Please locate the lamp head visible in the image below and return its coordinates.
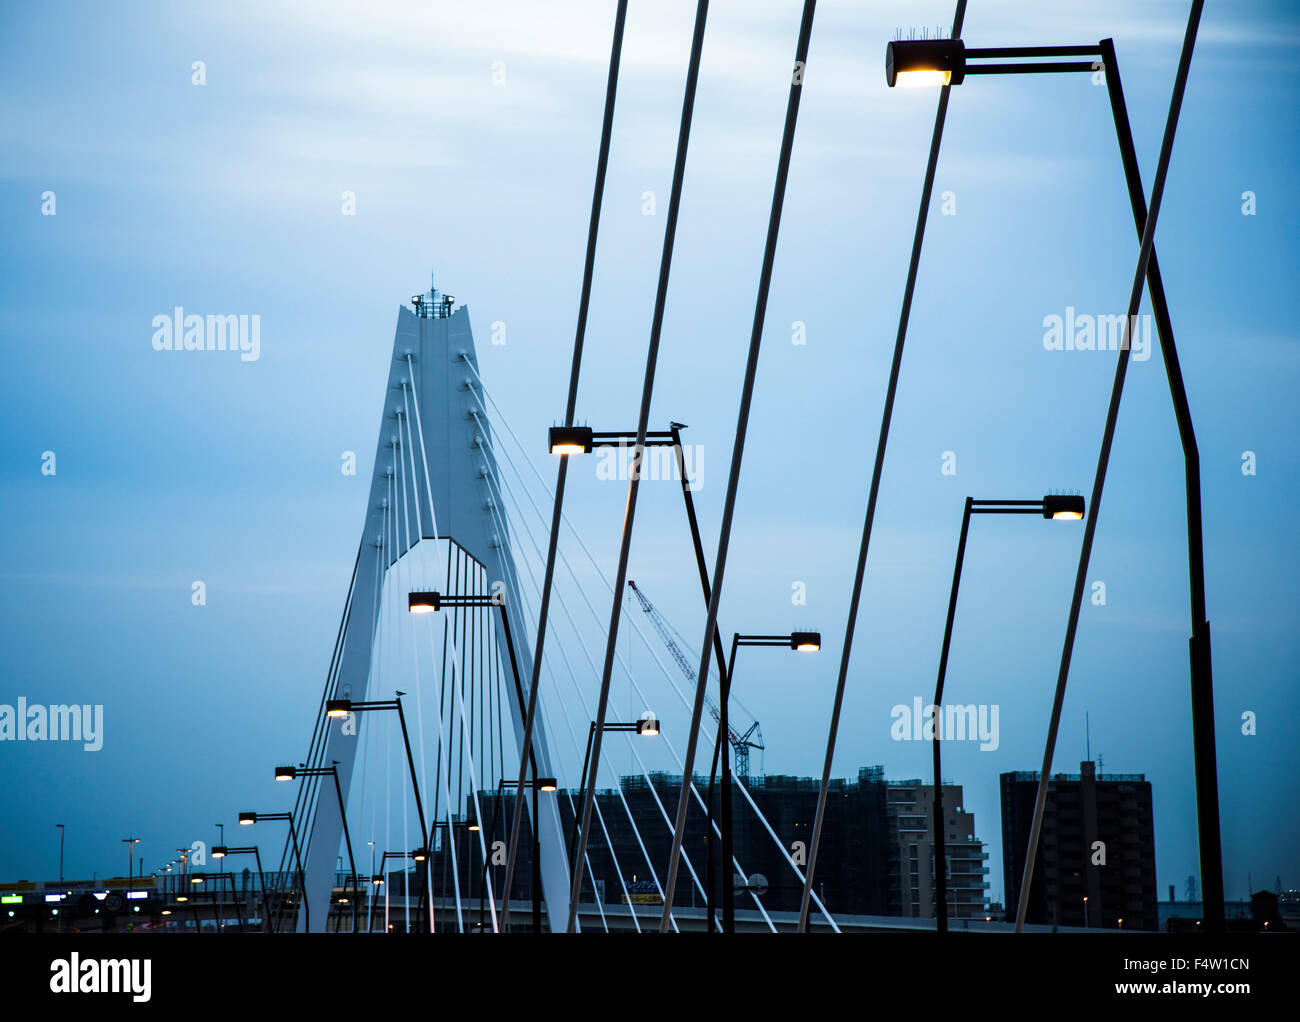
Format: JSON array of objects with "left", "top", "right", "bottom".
[
  {"left": 537, "top": 777, "right": 558, "bottom": 792},
  {"left": 238, "top": 812, "right": 256, "bottom": 826},
  {"left": 636, "top": 717, "right": 660, "bottom": 737},
  {"left": 371, "top": 874, "right": 385, "bottom": 887},
  {"left": 411, "top": 848, "right": 429, "bottom": 862},
  {"left": 548, "top": 425, "right": 594, "bottom": 456},
  {"left": 274, "top": 765, "right": 297, "bottom": 782},
  {"left": 790, "top": 631, "right": 822, "bottom": 652},
  {"left": 1043, "top": 495, "right": 1085, "bottom": 521},
  {"left": 211, "top": 846, "right": 228, "bottom": 859},
  {"left": 325, "top": 699, "right": 352, "bottom": 718},
  {"left": 885, "top": 38, "right": 966, "bottom": 88},
  {"left": 408, "top": 591, "right": 441, "bottom": 614}
]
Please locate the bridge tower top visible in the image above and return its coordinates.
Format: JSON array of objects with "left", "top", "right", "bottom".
[{"left": 411, "top": 271, "right": 457, "bottom": 319}]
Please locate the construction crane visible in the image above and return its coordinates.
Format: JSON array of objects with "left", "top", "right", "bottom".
[{"left": 627, "top": 580, "right": 765, "bottom": 777}]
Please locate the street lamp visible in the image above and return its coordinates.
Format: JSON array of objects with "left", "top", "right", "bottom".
[
  {"left": 274, "top": 761, "right": 361, "bottom": 934},
  {"left": 188, "top": 871, "right": 245, "bottom": 933},
  {"left": 324, "top": 693, "right": 430, "bottom": 931},
  {"left": 372, "top": 850, "right": 427, "bottom": 934},
  {"left": 237, "top": 810, "right": 309, "bottom": 932},
  {"left": 408, "top": 589, "right": 542, "bottom": 933},
  {"left": 121, "top": 837, "right": 139, "bottom": 882},
  {"left": 930, "top": 496, "right": 1083, "bottom": 933},
  {"left": 880, "top": 24, "right": 1222, "bottom": 936},
  {"left": 430, "top": 818, "right": 484, "bottom": 922},
  {"left": 570, "top": 717, "right": 661, "bottom": 874},
  {"left": 482, "top": 778, "right": 555, "bottom": 934},
  {"left": 530, "top": 424, "right": 718, "bottom": 933},
  {"left": 210, "top": 845, "right": 272, "bottom": 933},
  {"left": 407, "top": 592, "right": 440, "bottom": 613},
  {"left": 711, "top": 632, "right": 819, "bottom": 934},
  {"left": 885, "top": 38, "right": 967, "bottom": 87},
  {"left": 797, "top": 8, "right": 1210, "bottom": 933}
]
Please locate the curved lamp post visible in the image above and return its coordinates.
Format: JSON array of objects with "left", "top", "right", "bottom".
[
  {"left": 930, "top": 496, "right": 1082, "bottom": 931},
  {"left": 237, "top": 810, "right": 308, "bottom": 933},
  {"left": 879, "top": 22, "right": 1220, "bottom": 935}
]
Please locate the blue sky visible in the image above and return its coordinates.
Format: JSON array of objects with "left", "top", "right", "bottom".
[{"left": 1, "top": 0, "right": 1297, "bottom": 909}]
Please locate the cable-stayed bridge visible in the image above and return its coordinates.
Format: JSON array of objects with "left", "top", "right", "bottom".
[{"left": 281, "top": 282, "right": 833, "bottom": 933}]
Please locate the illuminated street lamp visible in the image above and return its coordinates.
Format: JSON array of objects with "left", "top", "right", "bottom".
[
  {"left": 407, "top": 592, "right": 440, "bottom": 613},
  {"left": 210, "top": 845, "right": 272, "bottom": 933},
  {"left": 121, "top": 837, "right": 140, "bottom": 882},
  {"left": 885, "top": 38, "right": 966, "bottom": 87},
  {"left": 374, "top": 850, "right": 424, "bottom": 934},
  {"left": 325, "top": 700, "right": 351, "bottom": 719},
  {"left": 481, "top": 778, "right": 556, "bottom": 934},
  {"left": 570, "top": 717, "right": 661, "bottom": 871},
  {"left": 527, "top": 423, "right": 709, "bottom": 933},
  {"left": 237, "top": 810, "right": 309, "bottom": 932},
  {"left": 274, "top": 761, "right": 361, "bottom": 933},
  {"left": 408, "top": 589, "right": 545, "bottom": 932},
  {"left": 931, "top": 496, "right": 1083, "bottom": 932},
  {"left": 324, "top": 694, "right": 429, "bottom": 931},
  {"left": 711, "top": 632, "right": 819, "bottom": 934},
  {"left": 879, "top": 25, "right": 1223, "bottom": 935},
  {"left": 547, "top": 426, "right": 595, "bottom": 455}
]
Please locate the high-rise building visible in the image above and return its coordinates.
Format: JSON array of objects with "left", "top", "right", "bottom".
[
  {"left": 1001, "top": 761, "right": 1158, "bottom": 930},
  {"left": 885, "top": 780, "right": 989, "bottom": 919}
]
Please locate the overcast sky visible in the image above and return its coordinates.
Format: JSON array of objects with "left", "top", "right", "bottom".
[{"left": 1, "top": 0, "right": 1297, "bottom": 909}]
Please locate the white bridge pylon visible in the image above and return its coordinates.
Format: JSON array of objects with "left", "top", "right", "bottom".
[{"left": 299, "top": 300, "right": 572, "bottom": 931}]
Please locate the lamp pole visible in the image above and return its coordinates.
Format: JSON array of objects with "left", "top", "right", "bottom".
[
  {"left": 487, "top": 778, "right": 553, "bottom": 932},
  {"left": 237, "top": 811, "right": 308, "bottom": 932},
  {"left": 930, "top": 496, "right": 1083, "bottom": 931},
  {"left": 276, "top": 762, "right": 360, "bottom": 934},
  {"left": 409, "top": 590, "right": 529, "bottom": 932},
  {"left": 570, "top": 718, "right": 660, "bottom": 871},
  {"left": 211, "top": 846, "right": 271, "bottom": 933},
  {"left": 325, "top": 694, "right": 430, "bottom": 930},
  {"left": 712, "top": 632, "right": 819, "bottom": 933},
  {"left": 879, "top": 12, "right": 1214, "bottom": 934},
  {"left": 803, "top": 6, "right": 1215, "bottom": 933},
  {"left": 56, "top": 824, "right": 64, "bottom": 883},
  {"left": 121, "top": 837, "right": 139, "bottom": 882},
  {"left": 546, "top": 423, "right": 729, "bottom": 927}
]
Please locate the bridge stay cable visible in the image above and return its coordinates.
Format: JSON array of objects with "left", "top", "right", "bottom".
[
  {"left": 467, "top": 374, "right": 834, "bottom": 928},
  {"left": 475, "top": 415, "right": 774, "bottom": 930}
]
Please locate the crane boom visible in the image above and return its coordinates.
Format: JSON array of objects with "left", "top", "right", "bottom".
[{"left": 627, "top": 580, "right": 764, "bottom": 775}]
